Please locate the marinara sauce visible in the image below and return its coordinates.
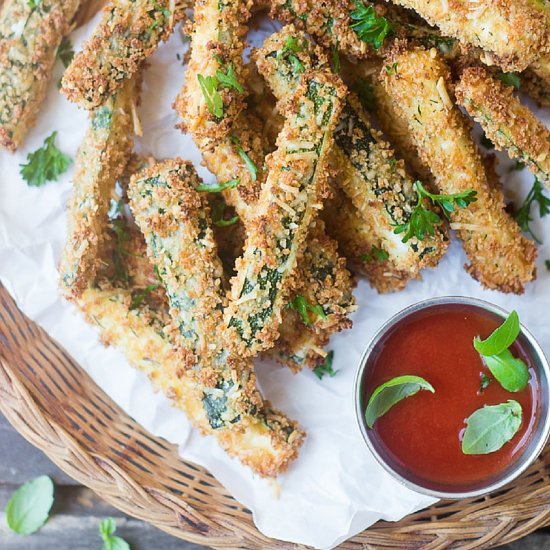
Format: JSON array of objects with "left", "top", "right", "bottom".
[{"left": 364, "top": 304, "right": 539, "bottom": 491}]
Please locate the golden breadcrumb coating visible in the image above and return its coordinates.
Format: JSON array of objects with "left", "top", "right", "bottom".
[
  {"left": 0, "top": 0, "right": 81, "bottom": 151},
  {"left": 224, "top": 72, "right": 345, "bottom": 356},
  {"left": 78, "top": 284, "right": 304, "bottom": 477},
  {"left": 381, "top": 46, "right": 537, "bottom": 293},
  {"left": 387, "top": 0, "right": 549, "bottom": 72},
  {"left": 58, "top": 74, "right": 141, "bottom": 300},
  {"left": 61, "top": 0, "right": 186, "bottom": 110},
  {"left": 174, "top": 0, "right": 251, "bottom": 149},
  {"left": 456, "top": 66, "right": 550, "bottom": 188},
  {"left": 255, "top": 25, "right": 448, "bottom": 288}
]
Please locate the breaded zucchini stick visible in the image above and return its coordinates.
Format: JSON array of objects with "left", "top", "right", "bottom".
[
  {"left": 224, "top": 72, "right": 345, "bottom": 356},
  {"left": 254, "top": 26, "right": 448, "bottom": 287},
  {"left": 382, "top": 47, "right": 536, "bottom": 293},
  {"left": 456, "top": 66, "right": 550, "bottom": 188},
  {"left": 174, "top": 0, "right": 250, "bottom": 149},
  {"left": 386, "top": 0, "right": 548, "bottom": 72},
  {"left": 128, "top": 158, "right": 306, "bottom": 467},
  {"left": 0, "top": 0, "right": 81, "bottom": 151},
  {"left": 58, "top": 75, "right": 141, "bottom": 300},
  {"left": 61, "top": 0, "right": 186, "bottom": 110},
  {"left": 78, "top": 284, "right": 304, "bottom": 476}
]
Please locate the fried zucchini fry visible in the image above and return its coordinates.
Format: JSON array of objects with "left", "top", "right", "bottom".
[
  {"left": 128, "top": 159, "right": 306, "bottom": 467},
  {"left": 382, "top": 46, "right": 537, "bottom": 293},
  {"left": 456, "top": 66, "right": 550, "bottom": 188},
  {"left": 224, "top": 72, "right": 345, "bottom": 356},
  {"left": 0, "top": 0, "right": 81, "bottom": 151},
  {"left": 78, "top": 284, "right": 304, "bottom": 477},
  {"left": 174, "top": 0, "right": 250, "bottom": 148},
  {"left": 386, "top": 0, "right": 548, "bottom": 72},
  {"left": 58, "top": 74, "right": 141, "bottom": 300},
  {"left": 254, "top": 26, "right": 448, "bottom": 288},
  {"left": 61, "top": 0, "right": 186, "bottom": 110}
]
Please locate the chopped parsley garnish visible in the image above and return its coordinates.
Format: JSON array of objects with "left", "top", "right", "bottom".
[
  {"left": 351, "top": 77, "right": 375, "bottom": 111},
  {"left": 212, "top": 202, "right": 238, "bottom": 227},
  {"left": 216, "top": 63, "right": 244, "bottom": 93},
  {"left": 20, "top": 131, "right": 71, "bottom": 187},
  {"left": 514, "top": 178, "right": 550, "bottom": 243},
  {"left": 57, "top": 38, "right": 74, "bottom": 68},
  {"left": 197, "top": 74, "right": 223, "bottom": 118},
  {"left": 510, "top": 160, "right": 525, "bottom": 172},
  {"left": 361, "top": 245, "right": 389, "bottom": 263},
  {"left": 480, "top": 134, "right": 495, "bottom": 149},
  {"left": 130, "top": 284, "right": 160, "bottom": 310},
  {"left": 288, "top": 294, "right": 327, "bottom": 326},
  {"left": 479, "top": 373, "right": 492, "bottom": 393},
  {"left": 196, "top": 178, "right": 239, "bottom": 193},
  {"left": 385, "top": 62, "right": 398, "bottom": 75},
  {"left": 350, "top": 2, "right": 392, "bottom": 50},
  {"left": 230, "top": 136, "right": 257, "bottom": 181},
  {"left": 394, "top": 181, "right": 477, "bottom": 242},
  {"left": 496, "top": 72, "right": 521, "bottom": 90},
  {"left": 277, "top": 35, "right": 304, "bottom": 75},
  {"left": 27, "top": 0, "right": 40, "bottom": 9},
  {"left": 313, "top": 350, "right": 338, "bottom": 380}
]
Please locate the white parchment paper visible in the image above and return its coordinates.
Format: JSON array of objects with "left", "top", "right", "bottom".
[{"left": 1, "top": 14, "right": 549, "bottom": 550}]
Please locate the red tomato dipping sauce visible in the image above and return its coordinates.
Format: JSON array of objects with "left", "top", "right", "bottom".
[{"left": 363, "top": 304, "right": 540, "bottom": 493}]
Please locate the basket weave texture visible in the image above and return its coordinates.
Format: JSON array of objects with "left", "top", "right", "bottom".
[{"left": 1, "top": 284, "right": 550, "bottom": 549}]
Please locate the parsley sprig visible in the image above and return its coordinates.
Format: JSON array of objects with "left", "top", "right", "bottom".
[
  {"left": 289, "top": 294, "right": 327, "bottom": 326},
  {"left": 100, "top": 518, "right": 131, "bottom": 550},
  {"left": 350, "top": 2, "right": 392, "bottom": 50},
  {"left": 514, "top": 178, "right": 550, "bottom": 243},
  {"left": 277, "top": 36, "right": 304, "bottom": 75},
  {"left": 197, "top": 74, "right": 223, "bottom": 118},
  {"left": 212, "top": 202, "right": 238, "bottom": 227},
  {"left": 230, "top": 136, "right": 257, "bottom": 181},
  {"left": 394, "top": 181, "right": 477, "bottom": 242},
  {"left": 19, "top": 131, "right": 71, "bottom": 187},
  {"left": 313, "top": 351, "right": 338, "bottom": 380},
  {"left": 216, "top": 63, "right": 243, "bottom": 93},
  {"left": 496, "top": 72, "right": 521, "bottom": 90},
  {"left": 196, "top": 178, "right": 239, "bottom": 193},
  {"left": 361, "top": 245, "right": 388, "bottom": 263}
]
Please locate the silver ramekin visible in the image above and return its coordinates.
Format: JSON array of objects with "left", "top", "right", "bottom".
[{"left": 354, "top": 296, "right": 550, "bottom": 499}]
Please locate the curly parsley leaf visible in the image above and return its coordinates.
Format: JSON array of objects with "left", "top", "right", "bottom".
[
  {"left": 212, "top": 202, "right": 239, "bottom": 227},
  {"left": 5, "top": 476, "right": 54, "bottom": 535},
  {"left": 20, "top": 131, "right": 71, "bottom": 187},
  {"left": 350, "top": 2, "right": 392, "bottom": 50},
  {"left": 514, "top": 178, "right": 550, "bottom": 243},
  {"left": 361, "top": 245, "right": 389, "bottom": 263},
  {"left": 313, "top": 350, "right": 337, "bottom": 380},
  {"left": 57, "top": 37, "right": 75, "bottom": 68},
  {"left": 288, "top": 294, "right": 327, "bottom": 326},
  {"left": 100, "top": 518, "right": 131, "bottom": 550},
  {"left": 496, "top": 72, "right": 521, "bottom": 90},
  {"left": 394, "top": 181, "right": 477, "bottom": 243},
  {"left": 196, "top": 178, "right": 239, "bottom": 193},
  {"left": 216, "top": 63, "right": 244, "bottom": 93},
  {"left": 197, "top": 74, "right": 223, "bottom": 118},
  {"left": 230, "top": 136, "right": 257, "bottom": 181}
]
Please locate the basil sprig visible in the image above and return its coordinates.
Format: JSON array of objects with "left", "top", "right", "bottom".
[
  {"left": 473, "top": 311, "right": 529, "bottom": 392},
  {"left": 365, "top": 375, "right": 434, "bottom": 428},
  {"left": 462, "top": 400, "right": 522, "bottom": 455}
]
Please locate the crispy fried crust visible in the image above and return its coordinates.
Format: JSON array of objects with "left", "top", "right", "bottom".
[
  {"left": 78, "top": 284, "right": 304, "bottom": 477},
  {"left": 521, "top": 67, "right": 550, "bottom": 109},
  {"left": 61, "top": 0, "right": 186, "bottom": 110},
  {"left": 174, "top": 0, "right": 251, "bottom": 148},
  {"left": 456, "top": 66, "right": 550, "bottom": 187},
  {"left": 224, "top": 72, "right": 345, "bottom": 356},
  {"left": 58, "top": 74, "right": 141, "bottom": 300},
  {"left": 381, "top": 46, "right": 536, "bottom": 293},
  {"left": 0, "top": 0, "right": 81, "bottom": 151},
  {"left": 255, "top": 25, "right": 448, "bottom": 287},
  {"left": 387, "top": 0, "right": 549, "bottom": 72}
]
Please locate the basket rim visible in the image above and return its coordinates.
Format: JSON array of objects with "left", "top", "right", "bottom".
[{"left": 1, "top": 284, "right": 550, "bottom": 549}]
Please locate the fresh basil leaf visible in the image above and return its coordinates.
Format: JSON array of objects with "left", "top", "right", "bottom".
[
  {"left": 5, "top": 475, "right": 54, "bottom": 535},
  {"left": 483, "top": 349, "right": 529, "bottom": 392},
  {"left": 462, "top": 400, "right": 522, "bottom": 455},
  {"left": 365, "top": 375, "right": 434, "bottom": 428},
  {"left": 473, "top": 310, "right": 520, "bottom": 356},
  {"left": 100, "top": 518, "right": 131, "bottom": 550}
]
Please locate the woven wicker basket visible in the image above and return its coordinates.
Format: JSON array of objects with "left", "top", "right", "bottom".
[{"left": 1, "top": 3, "right": 549, "bottom": 548}]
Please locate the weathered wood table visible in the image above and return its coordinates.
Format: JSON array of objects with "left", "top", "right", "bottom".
[{"left": 1, "top": 412, "right": 548, "bottom": 549}]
